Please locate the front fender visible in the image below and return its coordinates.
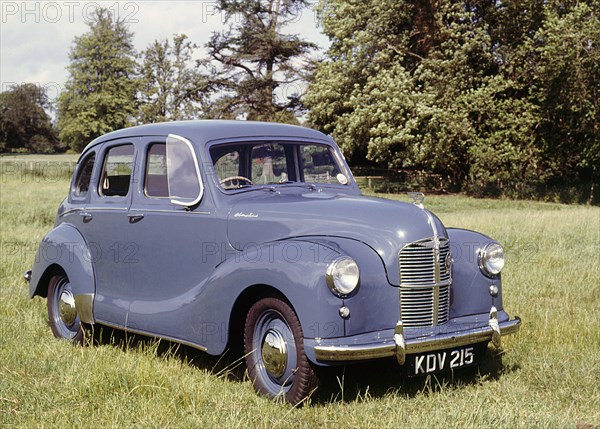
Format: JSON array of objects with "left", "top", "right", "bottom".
[
  {"left": 307, "top": 237, "right": 400, "bottom": 337},
  {"left": 29, "top": 223, "right": 95, "bottom": 323},
  {"left": 188, "top": 240, "right": 346, "bottom": 355},
  {"left": 447, "top": 228, "right": 503, "bottom": 318}
]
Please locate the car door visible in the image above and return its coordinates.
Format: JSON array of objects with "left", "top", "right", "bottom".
[
  {"left": 124, "top": 135, "right": 219, "bottom": 341},
  {"left": 80, "top": 140, "right": 137, "bottom": 326},
  {"left": 63, "top": 149, "right": 98, "bottom": 234}
]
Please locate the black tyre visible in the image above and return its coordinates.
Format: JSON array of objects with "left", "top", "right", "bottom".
[
  {"left": 244, "top": 297, "right": 319, "bottom": 404},
  {"left": 47, "top": 274, "right": 84, "bottom": 344}
]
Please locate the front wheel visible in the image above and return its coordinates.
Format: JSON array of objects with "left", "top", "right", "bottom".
[
  {"left": 47, "top": 274, "right": 84, "bottom": 344},
  {"left": 244, "top": 297, "right": 318, "bottom": 404}
]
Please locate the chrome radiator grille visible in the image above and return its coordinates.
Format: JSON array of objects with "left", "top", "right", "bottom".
[{"left": 399, "top": 238, "right": 452, "bottom": 327}]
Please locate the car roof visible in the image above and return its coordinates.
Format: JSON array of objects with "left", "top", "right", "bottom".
[{"left": 82, "top": 120, "right": 331, "bottom": 153}]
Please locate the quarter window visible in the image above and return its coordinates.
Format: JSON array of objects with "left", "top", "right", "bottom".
[
  {"left": 72, "top": 152, "right": 95, "bottom": 198},
  {"left": 99, "top": 144, "right": 135, "bottom": 197}
]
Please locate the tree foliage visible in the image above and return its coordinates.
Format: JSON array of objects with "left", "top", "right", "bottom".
[
  {"left": 0, "top": 83, "right": 59, "bottom": 153},
  {"left": 138, "top": 34, "right": 205, "bottom": 123},
  {"left": 200, "top": 0, "right": 316, "bottom": 122},
  {"left": 530, "top": 2, "right": 599, "bottom": 182},
  {"left": 306, "top": 0, "right": 599, "bottom": 200},
  {"left": 57, "top": 8, "right": 138, "bottom": 152},
  {"left": 8, "top": 0, "right": 595, "bottom": 203}
]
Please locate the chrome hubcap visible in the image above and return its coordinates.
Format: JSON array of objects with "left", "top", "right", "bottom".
[
  {"left": 58, "top": 289, "right": 77, "bottom": 327},
  {"left": 261, "top": 328, "right": 287, "bottom": 379}
]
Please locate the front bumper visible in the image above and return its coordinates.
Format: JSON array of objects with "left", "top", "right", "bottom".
[{"left": 312, "top": 306, "right": 521, "bottom": 364}]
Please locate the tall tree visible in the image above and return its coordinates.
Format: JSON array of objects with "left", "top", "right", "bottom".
[
  {"left": 138, "top": 34, "right": 204, "bottom": 123},
  {"left": 57, "top": 8, "right": 138, "bottom": 152},
  {"left": 306, "top": 1, "right": 542, "bottom": 194},
  {"left": 200, "top": 0, "right": 316, "bottom": 122},
  {"left": 530, "top": 2, "right": 600, "bottom": 201},
  {"left": 0, "top": 83, "right": 59, "bottom": 153}
]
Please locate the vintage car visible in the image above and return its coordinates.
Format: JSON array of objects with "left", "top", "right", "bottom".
[{"left": 26, "top": 120, "right": 520, "bottom": 404}]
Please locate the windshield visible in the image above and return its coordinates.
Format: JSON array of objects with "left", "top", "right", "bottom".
[{"left": 210, "top": 142, "right": 351, "bottom": 190}]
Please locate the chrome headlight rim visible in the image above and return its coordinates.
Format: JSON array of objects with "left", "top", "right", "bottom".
[
  {"left": 478, "top": 242, "right": 505, "bottom": 277},
  {"left": 326, "top": 256, "right": 360, "bottom": 298}
]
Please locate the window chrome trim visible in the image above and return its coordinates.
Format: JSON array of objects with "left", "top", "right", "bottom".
[{"left": 167, "top": 134, "right": 204, "bottom": 207}]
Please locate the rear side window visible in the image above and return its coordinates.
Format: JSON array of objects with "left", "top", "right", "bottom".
[
  {"left": 99, "top": 144, "right": 135, "bottom": 197},
  {"left": 72, "top": 152, "right": 96, "bottom": 198},
  {"left": 145, "top": 143, "right": 168, "bottom": 197}
]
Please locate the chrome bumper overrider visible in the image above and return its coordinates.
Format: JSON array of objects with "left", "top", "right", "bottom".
[{"left": 314, "top": 306, "right": 521, "bottom": 364}]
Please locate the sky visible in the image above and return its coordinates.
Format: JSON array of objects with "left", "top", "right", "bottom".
[{"left": 0, "top": 0, "right": 330, "bottom": 104}]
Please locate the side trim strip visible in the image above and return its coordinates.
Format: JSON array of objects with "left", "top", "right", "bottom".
[
  {"left": 128, "top": 208, "right": 211, "bottom": 215},
  {"left": 95, "top": 319, "right": 209, "bottom": 353},
  {"left": 59, "top": 208, "right": 85, "bottom": 217}
]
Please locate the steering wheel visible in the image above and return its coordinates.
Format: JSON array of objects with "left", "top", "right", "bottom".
[{"left": 220, "top": 175, "right": 254, "bottom": 188}]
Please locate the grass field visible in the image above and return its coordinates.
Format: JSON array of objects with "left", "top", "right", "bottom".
[{"left": 1, "top": 160, "right": 599, "bottom": 428}]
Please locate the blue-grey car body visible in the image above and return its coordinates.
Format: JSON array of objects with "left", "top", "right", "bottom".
[
  {"left": 28, "top": 120, "right": 520, "bottom": 368},
  {"left": 29, "top": 223, "right": 95, "bottom": 300}
]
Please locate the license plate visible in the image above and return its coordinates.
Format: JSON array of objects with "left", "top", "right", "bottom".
[{"left": 407, "top": 344, "right": 485, "bottom": 376}]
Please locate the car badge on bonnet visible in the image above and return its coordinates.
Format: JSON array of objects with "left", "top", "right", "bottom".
[{"left": 407, "top": 192, "right": 425, "bottom": 209}]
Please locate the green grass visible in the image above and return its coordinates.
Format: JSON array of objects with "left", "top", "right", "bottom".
[
  {"left": 1, "top": 163, "right": 599, "bottom": 428},
  {"left": 0, "top": 154, "right": 78, "bottom": 184}
]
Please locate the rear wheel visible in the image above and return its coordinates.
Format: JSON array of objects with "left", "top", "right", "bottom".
[
  {"left": 47, "top": 274, "right": 84, "bottom": 344},
  {"left": 244, "top": 297, "right": 318, "bottom": 404}
]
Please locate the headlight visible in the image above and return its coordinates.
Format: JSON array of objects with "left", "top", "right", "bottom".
[
  {"left": 479, "top": 242, "right": 505, "bottom": 277},
  {"left": 326, "top": 257, "right": 360, "bottom": 297}
]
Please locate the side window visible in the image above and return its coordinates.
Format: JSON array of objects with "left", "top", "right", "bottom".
[
  {"left": 99, "top": 144, "right": 135, "bottom": 197},
  {"left": 72, "top": 152, "right": 96, "bottom": 198},
  {"left": 251, "top": 143, "right": 288, "bottom": 184},
  {"left": 144, "top": 143, "right": 168, "bottom": 198}
]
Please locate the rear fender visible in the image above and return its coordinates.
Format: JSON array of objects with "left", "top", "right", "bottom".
[{"left": 29, "top": 223, "right": 95, "bottom": 323}]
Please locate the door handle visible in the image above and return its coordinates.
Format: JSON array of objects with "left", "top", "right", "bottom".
[
  {"left": 128, "top": 213, "right": 145, "bottom": 223},
  {"left": 79, "top": 212, "right": 93, "bottom": 222}
]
